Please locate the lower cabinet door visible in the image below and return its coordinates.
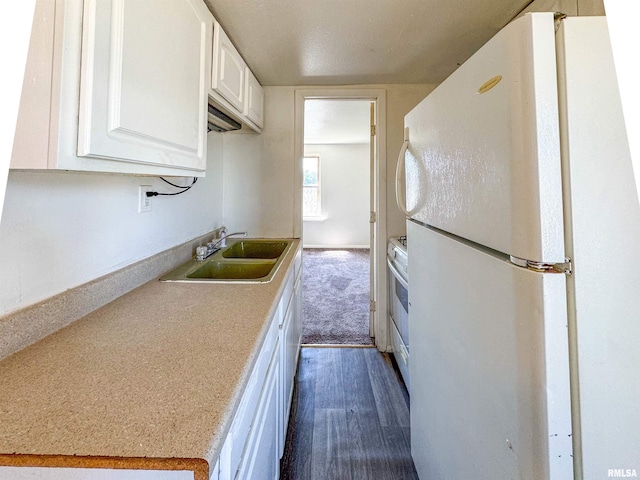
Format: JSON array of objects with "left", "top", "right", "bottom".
[
  {"left": 236, "top": 343, "right": 280, "bottom": 480},
  {"left": 279, "top": 301, "right": 294, "bottom": 457},
  {"left": 293, "top": 275, "right": 303, "bottom": 363}
]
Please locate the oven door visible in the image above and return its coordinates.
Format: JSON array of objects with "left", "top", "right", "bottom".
[{"left": 387, "top": 256, "right": 410, "bottom": 389}]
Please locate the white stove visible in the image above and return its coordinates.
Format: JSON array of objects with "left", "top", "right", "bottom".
[
  {"left": 387, "top": 236, "right": 410, "bottom": 390},
  {"left": 388, "top": 236, "right": 408, "bottom": 281}
]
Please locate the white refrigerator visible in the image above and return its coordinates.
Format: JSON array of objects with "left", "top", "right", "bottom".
[{"left": 402, "top": 13, "right": 640, "bottom": 480}]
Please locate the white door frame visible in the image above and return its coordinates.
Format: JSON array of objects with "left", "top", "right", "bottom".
[{"left": 294, "top": 88, "right": 389, "bottom": 351}]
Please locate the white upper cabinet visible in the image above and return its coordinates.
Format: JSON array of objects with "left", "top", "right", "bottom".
[
  {"left": 11, "top": 0, "right": 212, "bottom": 176},
  {"left": 244, "top": 69, "right": 264, "bottom": 128},
  {"left": 78, "top": 0, "right": 211, "bottom": 173},
  {"left": 212, "top": 21, "right": 246, "bottom": 112},
  {"left": 209, "top": 19, "right": 264, "bottom": 133}
]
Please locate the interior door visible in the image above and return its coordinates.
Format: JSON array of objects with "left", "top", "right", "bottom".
[
  {"left": 407, "top": 220, "right": 572, "bottom": 480},
  {"left": 369, "top": 101, "right": 376, "bottom": 338}
]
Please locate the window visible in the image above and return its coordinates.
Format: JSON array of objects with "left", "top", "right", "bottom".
[{"left": 303, "top": 155, "right": 321, "bottom": 217}]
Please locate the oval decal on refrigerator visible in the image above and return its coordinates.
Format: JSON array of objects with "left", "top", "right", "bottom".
[{"left": 477, "top": 75, "right": 502, "bottom": 94}]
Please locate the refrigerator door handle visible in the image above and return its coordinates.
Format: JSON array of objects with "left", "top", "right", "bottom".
[
  {"left": 395, "top": 127, "right": 413, "bottom": 216},
  {"left": 509, "top": 255, "right": 573, "bottom": 275}
]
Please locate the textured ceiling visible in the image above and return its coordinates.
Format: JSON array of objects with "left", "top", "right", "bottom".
[{"left": 203, "top": 0, "right": 532, "bottom": 86}]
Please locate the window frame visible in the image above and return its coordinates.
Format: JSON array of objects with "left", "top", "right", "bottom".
[{"left": 302, "top": 154, "right": 322, "bottom": 219}]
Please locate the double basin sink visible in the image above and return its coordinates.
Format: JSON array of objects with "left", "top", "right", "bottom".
[{"left": 160, "top": 239, "right": 292, "bottom": 283}]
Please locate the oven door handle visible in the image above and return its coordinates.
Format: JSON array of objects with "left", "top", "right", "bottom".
[{"left": 387, "top": 257, "right": 409, "bottom": 290}]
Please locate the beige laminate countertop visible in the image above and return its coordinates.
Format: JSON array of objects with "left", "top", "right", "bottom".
[{"left": 0, "top": 239, "right": 301, "bottom": 480}]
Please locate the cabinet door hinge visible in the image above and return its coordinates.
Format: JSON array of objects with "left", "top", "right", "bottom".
[
  {"left": 370, "top": 211, "right": 376, "bottom": 223},
  {"left": 370, "top": 300, "right": 376, "bottom": 312},
  {"left": 371, "top": 124, "right": 376, "bottom": 137}
]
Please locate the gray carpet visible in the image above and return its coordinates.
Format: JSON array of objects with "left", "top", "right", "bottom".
[{"left": 302, "top": 249, "right": 373, "bottom": 345}]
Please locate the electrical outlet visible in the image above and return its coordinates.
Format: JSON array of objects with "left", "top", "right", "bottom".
[{"left": 138, "top": 185, "right": 153, "bottom": 213}]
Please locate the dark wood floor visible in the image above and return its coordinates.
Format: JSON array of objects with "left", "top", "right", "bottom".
[{"left": 280, "top": 347, "right": 419, "bottom": 480}]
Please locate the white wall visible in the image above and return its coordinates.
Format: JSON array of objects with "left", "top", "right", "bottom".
[
  {"left": 222, "top": 87, "right": 296, "bottom": 238},
  {"left": 0, "top": 133, "right": 224, "bottom": 316},
  {"left": 303, "top": 144, "right": 370, "bottom": 248},
  {"left": 222, "top": 85, "right": 436, "bottom": 239}
]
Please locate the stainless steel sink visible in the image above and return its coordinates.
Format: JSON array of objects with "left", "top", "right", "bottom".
[{"left": 160, "top": 238, "right": 292, "bottom": 283}]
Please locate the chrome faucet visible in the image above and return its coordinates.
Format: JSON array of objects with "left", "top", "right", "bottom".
[
  {"left": 210, "top": 231, "right": 247, "bottom": 249},
  {"left": 196, "top": 229, "right": 248, "bottom": 261}
]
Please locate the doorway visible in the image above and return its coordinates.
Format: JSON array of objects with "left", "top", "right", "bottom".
[{"left": 293, "top": 89, "right": 388, "bottom": 349}]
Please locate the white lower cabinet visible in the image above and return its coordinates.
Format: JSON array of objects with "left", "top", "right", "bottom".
[
  {"left": 279, "top": 295, "right": 294, "bottom": 458},
  {"left": 236, "top": 343, "right": 280, "bottom": 480},
  {"left": 218, "top": 253, "right": 302, "bottom": 480},
  {"left": 218, "top": 317, "right": 279, "bottom": 480},
  {"left": 278, "top": 249, "right": 303, "bottom": 457},
  {"left": 293, "top": 268, "right": 303, "bottom": 366}
]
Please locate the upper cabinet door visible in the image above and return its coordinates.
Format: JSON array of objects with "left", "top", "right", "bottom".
[
  {"left": 244, "top": 69, "right": 264, "bottom": 128},
  {"left": 77, "top": 0, "right": 211, "bottom": 173},
  {"left": 212, "top": 21, "right": 246, "bottom": 112}
]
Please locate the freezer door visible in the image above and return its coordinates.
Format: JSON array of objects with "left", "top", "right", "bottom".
[
  {"left": 407, "top": 220, "right": 572, "bottom": 480},
  {"left": 404, "top": 13, "right": 564, "bottom": 263}
]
